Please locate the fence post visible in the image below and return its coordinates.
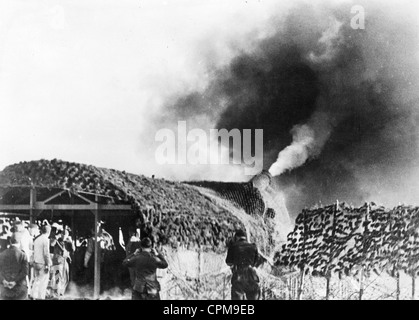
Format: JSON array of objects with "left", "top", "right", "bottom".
[
  {"left": 359, "top": 267, "right": 364, "bottom": 300},
  {"left": 223, "top": 274, "right": 226, "bottom": 300},
  {"left": 359, "top": 202, "right": 369, "bottom": 300},
  {"left": 29, "top": 186, "right": 36, "bottom": 224},
  {"left": 326, "top": 200, "right": 339, "bottom": 300},
  {"left": 93, "top": 195, "right": 101, "bottom": 300},
  {"left": 297, "top": 209, "right": 308, "bottom": 300},
  {"left": 392, "top": 207, "right": 401, "bottom": 300},
  {"left": 197, "top": 249, "right": 202, "bottom": 297},
  {"left": 297, "top": 268, "right": 305, "bottom": 300},
  {"left": 292, "top": 276, "right": 295, "bottom": 300},
  {"left": 410, "top": 225, "right": 417, "bottom": 300}
]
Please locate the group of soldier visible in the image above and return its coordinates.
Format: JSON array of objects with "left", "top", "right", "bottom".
[
  {"left": 122, "top": 228, "right": 264, "bottom": 300},
  {"left": 0, "top": 216, "right": 264, "bottom": 300},
  {"left": 0, "top": 220, "right": 74, "bottom": 300}
]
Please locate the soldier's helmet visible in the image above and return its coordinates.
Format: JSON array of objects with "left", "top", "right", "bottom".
[{"left": 234, "top": 229, "right": 247, "bottom": 240}]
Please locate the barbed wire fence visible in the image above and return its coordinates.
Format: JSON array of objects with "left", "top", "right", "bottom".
[
  {"left": 159, "top": 197, "right": 419, "bottom": 301},
  {"left": 160, "top": 263, "right": 417, "bottom": 300}
]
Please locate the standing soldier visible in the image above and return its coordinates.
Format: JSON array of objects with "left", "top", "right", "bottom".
[
  {"left": 31, "top": 224, "right": 52, "bottom": 300},
  {"left": 12, "top": 221, "right": 33, "bottom": 295},
  {"left": 0, "top": 233, "right": 29, "bottom": 300},
  {"left": 225, "top": 229, "right": 263, "bottom": 300},
  {"left": 27, "top": 223, "right": 39, "bottom": 297},
  {"left": 122, "top": 237, "right": 168, "bottom": 300},
  {"left": 125, "top": 226, "right": 142, "bottom": 286}
]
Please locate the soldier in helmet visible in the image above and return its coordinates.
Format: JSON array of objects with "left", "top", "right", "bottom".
[
  {"left": 225, "top": 229, "right": 263, "bottom": 300},
  {"left": 122, "top": 237, "right": 168, "bottom": 300}
]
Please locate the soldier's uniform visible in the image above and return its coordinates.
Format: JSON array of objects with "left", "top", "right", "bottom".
[
  {"left": 0, "top": 233, "right": 29, "bottom": 300},
  {"left": 226, "top": 231, "right": 262, "bottom": 300},
  {"left": 83, "top": 227, "right": 115, "bottom": 287},
  {"left": 122, "top": 237, "right": 168, "bottom": 300}
]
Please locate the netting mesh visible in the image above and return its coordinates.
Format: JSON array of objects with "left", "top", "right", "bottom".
[
  {"left": 159, "top": 249, "right": 418, "bottom": 300},
  {"left": 259, "top": 271, "right": 417, "bottom": 300}
]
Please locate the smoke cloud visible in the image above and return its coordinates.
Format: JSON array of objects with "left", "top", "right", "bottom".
[
  {"left": 269, "top": 111, "right": 332, "bottom": 176},
  {"left": 151, "top": 0, "right": 419, "bottom": 216}
]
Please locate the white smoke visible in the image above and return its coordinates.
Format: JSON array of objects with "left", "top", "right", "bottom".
[
  {"left": 308, "top": 18, "right": 343, "bottom": 64},
  {"left": 269, "top": 111, "right": 332, "bottom": 177}
]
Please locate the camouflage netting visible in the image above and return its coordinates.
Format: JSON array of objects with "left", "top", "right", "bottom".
[
  {"left": 0, "top": 159, "right": 248, "bottom": 252},
  {"left": 275, "top": 202, "right": 419, "bottom": 277},
  {"left": 187, "top": 180, "right": 292, "bottom": 257},
  {"left": 186, "top": 181, "right": 266, "bottom": 216},
  {"left": 1, "top": 159, "right": 290, "bottom": 300}
]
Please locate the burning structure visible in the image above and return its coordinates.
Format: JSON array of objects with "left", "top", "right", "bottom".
[
  {"left": 250, "top": 170, "right": 272, "bottom": 191},
  {"left": 0, "top": 159, "right": 291, "bottom": 299},
  {"left": 153, "top": 0, "right": 419, "bottom": 217}
]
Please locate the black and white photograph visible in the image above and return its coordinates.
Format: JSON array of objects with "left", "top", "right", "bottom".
[{"left": 1, "top": 0, "right": 419, "bottom": 307}]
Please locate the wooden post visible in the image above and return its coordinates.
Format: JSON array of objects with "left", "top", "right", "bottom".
[
  {"left": 196, "top": 249, "right": 201, "bottom": 296},
  {"left": 70, "top": 194, "right": 75, "bottom": 282},
  {"left": 71, "top": 214, "right": 75, "bottom": 246},
  {"left": 410, "top": 228, "right": 417, "bottom": 300},
  {"left": 390, "top": 207, "right": 401, "bottom": 300},
  {"left": 359, "top": 203, "right": 369, "bottom": 300},
  {"left": 93, "top": 195, "right": 101, "bottom": 299},
  {"left": 29, "top": 187, "right": 36, "bottom": 224},
  {"left": 387, "top": 207, "right": 396, "bottom": 300},
  {"left": 223, "top": 274, "right": 226, "bottom": 300},
  {"left": 325, "top": 276, "right": 331, "bottom": 300},
  {"left": 396, "top": 271, "right": 400, "bottom": 300},
  {"left": 297, "top": 209, "right": 307, "bottom": 300},
  {"left": 326, "top": 200, "right": 339, "bottom": 300},
  {"left": 289, "top": 277, "right": 293, "bottom": 300},
  {"left": 262, "top": 283, "right": 265, "bottom": 300},
  {"left": 359, "top": 267, "right": 364, "bottom": 300},
  {"left": 297, "top": 268, "right": 305, "bottom": 300}
]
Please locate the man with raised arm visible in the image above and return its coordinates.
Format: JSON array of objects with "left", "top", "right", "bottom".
[{"left": 123, "top": 237, "right": 168, "bottom": 300}]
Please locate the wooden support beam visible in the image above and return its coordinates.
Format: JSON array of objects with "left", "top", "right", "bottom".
[
  {"left": 0, "top": 203, "right": 132, "bottom": 212},
  {"left": 359, "top": 203, "right": 369, "bottom": 301},
  {"left": 68, "top": 192, "right": 96, "bottom": 206},
  {"left": 71, "top": 194, "right": 76, "bottom": 282},
  {"left": 0, "top": 205, "right": 34, "bottom": 211},
  {"left": 325, "top": 200, "right": 339, "bottom": 300},
  {"left": 41, "top": 190, "right": 67, "bottom": 205},
  {"left": 99, "top": 204, "right": 132, "bottom": 211},
  {"left": 297, "top": 209, "right": 308, "bottom": 300},
  {"left": 93, "top": 195, "right": 101, "bottom": 300},
  {"left": 29, "top": 187, "right": 36, "bottom": 224},
  {"left": 35, "top": 204, "right": 132, "bottom": 211}
]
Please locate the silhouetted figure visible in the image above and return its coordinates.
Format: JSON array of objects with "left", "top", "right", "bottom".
[
  {"left": 122, "top": 237, "right": 168, "bottom": 300},
  {"left": 0, "top": 233, "right": 29, "bottom": 300},
  {"left": 226, "top": 229, "right": 263, "bottom": 300}
]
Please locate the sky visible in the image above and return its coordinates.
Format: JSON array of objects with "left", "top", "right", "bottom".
[{"left": 0, "top": 0, "right": 286, "bottom": 179}]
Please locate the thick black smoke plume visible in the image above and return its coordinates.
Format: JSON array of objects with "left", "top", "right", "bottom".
[{"left": 156, "top": 1, "right": 419, "bottom": 216}]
